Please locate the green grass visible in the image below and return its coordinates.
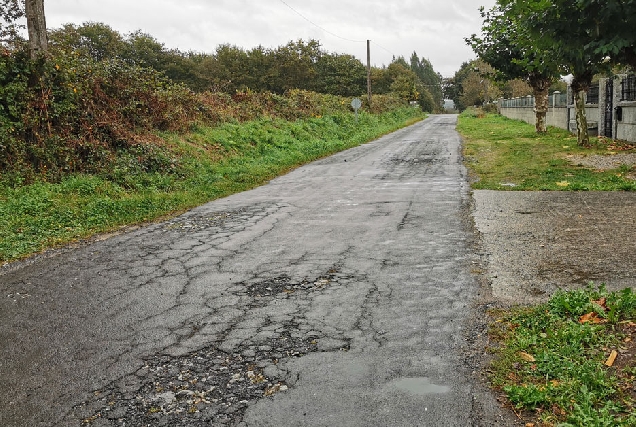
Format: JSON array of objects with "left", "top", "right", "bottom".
[
  {"left": 489, "top": 285, "right": 636, "bottom": 426},
  {"left": 457, "top": 110, "right": 636, "bottom": 191},
  {"left": 0, "top": 108, "right": 423, "bottom": 264}
]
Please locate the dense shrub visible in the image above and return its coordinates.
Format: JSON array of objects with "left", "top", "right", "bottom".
[{"left": 0, "top": 44, "right": 407, "bottom": 186}]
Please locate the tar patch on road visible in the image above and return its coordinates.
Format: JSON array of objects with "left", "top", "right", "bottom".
[{"left": 66, "top": 272, "right": 353, "bottom": 426}]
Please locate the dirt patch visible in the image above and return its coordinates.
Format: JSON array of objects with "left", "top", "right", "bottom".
[
  {"left": 566, "top": 152, "right": 636, "bottom": 174},
  {"left": 472, "top": 190, "right": 636, "bottom": 305}
]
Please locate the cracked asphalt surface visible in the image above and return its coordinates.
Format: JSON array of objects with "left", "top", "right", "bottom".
[{"left": 0, "top": 115, "right": 514, "bottom": 426}]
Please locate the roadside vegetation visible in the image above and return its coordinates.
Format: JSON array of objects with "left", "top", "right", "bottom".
[
  {"left": 489, "top": 285, "right": 636, "bottom": 426},
  {"left": 457, "top": 109, "right": 636, "bottom": 191},
  {"left": 0, "top": 17, "right": 431, "bottom": 264},
  {"left": 459, "top": 108, "right": 636, "bottom": 425},
  {"left": 0, "top": 101, "right": 422, "bottom": 264}
]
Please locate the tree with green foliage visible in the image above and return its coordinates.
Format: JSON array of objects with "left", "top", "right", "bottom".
[
  {"left": 388, "top": 63, "right": 420, "bottom": 101},
  {"left": 446, "top": 62, "right": 472, "bottom": 111},
  {"left": 467, "top": 4, "right": 561, "bottom": 133},
  {"left": 417, "top": 88, "right": 436, "bottom": 113},
  {"left": 370, "top": 66, "right": 392, "bottom": 95},
  {"left": 577, "top": 0, "right": 636, "bottom": 69},
  {"left": 315, "top": 52, "right": 366, "bottom": 96},
  {"left": 410, "top": 52, "right": 443, "bottom": 108},
  {"left": 1, "top": 0, "right": 47, "bottom": 58},
  {"left": 459, "top": 60, "right": 501, "bottom": 110},
  {"left": 499, "top": 0, "right": 611, "bottom": 145},
  {"left": 270, "top": 39, "right": 321, "bottom": 93},
  {"left": 448, "top": 60, "right": 499, "bottom": 111},
  {"left": 0, "top": 0, "right": 23, "bottom": 44},
  {"left": 49, "top": 22, "right": 124, "bottom": 61}
]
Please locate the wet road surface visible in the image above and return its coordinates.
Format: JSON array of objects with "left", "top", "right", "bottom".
[{"left": 0, "top": 115, "right": 511, "bottom": 426}]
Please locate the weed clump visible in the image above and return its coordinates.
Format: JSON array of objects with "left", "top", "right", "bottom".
[{"left": 489, "top": 285, "right": 636, "bottom": 426}]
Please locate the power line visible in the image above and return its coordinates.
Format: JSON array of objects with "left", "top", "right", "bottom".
[
  {"left": 277, "top": 1, "right": 404, "bottom": 66},
  {"left": 370, "top": 41, "right": 395, "bottom": 57},
  {"left": 278, "top": 0, "right": 366, "bottom": 43}
]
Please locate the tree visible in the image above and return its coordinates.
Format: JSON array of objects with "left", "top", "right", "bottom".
[
  {"left": 315, "top": 52, "right": 366, "bottom": 96},
  {"left": 467, "top": 4, "right": 561, "bottom": 133},
  {"left": 0, "top": 0, "right": 23, "bottom": 44},
  {"left": 370, "top": 66, "right": 393, "bottom": 94},
  {"left": 270, "top": 39, "right": 321, "bottom": 93},
  {"left": 448, "top": 60, "right": 499, "bottom": 111},
  {"left": 458, "top": 60, "right": 501, "bottom": 109},
  {"left": 577, "top": 0, "right": 636, "bottom": 69},
  {"left": 499, "top": 0, "right": 610, "bottom": 145},
  {"left": 446, "top": 62, "right": 473, "bottom": 111},
  {"left": 502, "top": 79, "right": 532, "bottom": 98},
  {"left": 1, "top": 0, "right": 47, "bottom": 58},
  {"left": 25, "top": 0, "right": 46, "bottom": 58},
  {"left": 49, "top": 23, "right": 124, "bottom": 61},
  {"left": 410, "top": 52, "right": 443, "bottom": 109},
  {"left": 417, "top": 87, "right": 436, "bottom": 113},
  {"left": 385, "top": 62, "right": 420, "bottom": 101}
]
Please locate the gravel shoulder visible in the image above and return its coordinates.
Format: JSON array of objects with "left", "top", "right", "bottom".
[{"left": 472, "top": 190, "right": 636, "bottom": 305}]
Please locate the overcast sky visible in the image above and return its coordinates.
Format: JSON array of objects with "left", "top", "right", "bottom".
[{"left": 42, "top": 0, "right": 497, "bottom": 77}]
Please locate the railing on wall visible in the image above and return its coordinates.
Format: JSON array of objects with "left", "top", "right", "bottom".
[
  {"left": 586, "top": 85, "right": 600, "bottom": 104},
  {"left": 622, "top": 75, "right": 636, "bottom": 101},
  {"left": 499, "top": 96, "right": 534, "bottom": 108},
  {"left": 550, "top": 92, "right": 568, "bottom": 107},
  {"left": 499, "top": 93, "right": 567, "bottom": 108}
]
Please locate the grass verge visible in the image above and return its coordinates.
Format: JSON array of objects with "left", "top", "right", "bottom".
[
  {"left": 0, "top": 108, "right": 423, "bottom": 264},
  {"left": 489, "top": 285, "right": 636, "bottom": 426},
  {"left": 457, "top": 109, "right": 636, "bottom": 191}
]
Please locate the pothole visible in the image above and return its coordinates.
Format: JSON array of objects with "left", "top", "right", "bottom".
[{"left": 69, "top": 270, "right": 353, "bottom": 426}]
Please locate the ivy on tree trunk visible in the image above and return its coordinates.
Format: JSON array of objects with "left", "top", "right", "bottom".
[
  {"left": 571, "top": 71, "right": 593, "bottom": 146},
  {"left": 529, "top": 74, "right": 551, "bottom": 133},
  {"left": 25, "top": 0, "right": 47, "bottom": 59}
]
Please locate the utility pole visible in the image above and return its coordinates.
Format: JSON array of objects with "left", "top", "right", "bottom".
[{"left": 367, "top": 40, "right": 372, "bottom": 107}]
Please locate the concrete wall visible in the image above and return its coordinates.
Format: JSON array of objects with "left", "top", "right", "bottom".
[
  {"left": 498, "top": 75, "right": 636, "bottom": 143},
  {"left": 569, "top": 105, "right": 599, "bottom": 137},
  {"left": 499, "top": 107, "right": 568, "bottom": 130},
  {"left": 616, "top": 101, "right": 636, "bottom": 142}
]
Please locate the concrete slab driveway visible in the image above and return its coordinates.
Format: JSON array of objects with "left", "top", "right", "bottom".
[{"left": 0, "top": 116, "right": 511, "bottom": 426}]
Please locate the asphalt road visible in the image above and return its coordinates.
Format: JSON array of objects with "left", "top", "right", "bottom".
[{"left": 0, "top": 115, "right": 513, "bottom": 426}]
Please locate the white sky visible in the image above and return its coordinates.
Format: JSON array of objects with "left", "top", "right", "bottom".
[{"left": 41, "top": 0, "right": 497, "bottom": 77}]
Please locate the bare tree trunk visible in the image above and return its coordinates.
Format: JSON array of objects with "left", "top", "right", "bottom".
[
  {"left": 573, "top": 90, "right": 589, "bottom": 146},
  {"left": 530, "top": 75, "right": 551, "bottom": 133},
  {"left": 25, "top": 0, "right": 47, "bottom": 59},
  {"left": 571, "top": 72, "right": 592, "bottom": 146}
]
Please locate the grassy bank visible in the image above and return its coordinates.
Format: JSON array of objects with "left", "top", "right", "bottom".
[
  {"left": 0, "top": 108, "right": 423, "bottom": 264},
  {"left": 457, "top": 110, "right": 636, "bottom": 191},
  {"left": 459, "top": 110, "right": 636, "bottom": 424},
  {"left": 490, "top": 286, "right": 636, "bottom": 426}
]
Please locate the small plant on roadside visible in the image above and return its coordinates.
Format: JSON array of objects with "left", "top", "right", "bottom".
[{"left": 489, "top": 284, "right": 636, "bottom": 426}]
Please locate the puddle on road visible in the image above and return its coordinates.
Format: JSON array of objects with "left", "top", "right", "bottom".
[{"left": 390, "top": 377, "right": 450, "bottom": 395}]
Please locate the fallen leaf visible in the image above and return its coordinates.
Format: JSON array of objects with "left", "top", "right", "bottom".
[
  {"left": 556, "top": 181, "right": 570, "bottom": 187},
  {"left": 579, "top": 312, "right": 604, "bottom": 324},
  {"left": 579, "top": 312, "right": 594, "bottom": 323},
  {"left": 592, "top": 297, "right": 608, "bottom": 311},
  {"left": 519, "top": 351, "right": 536, "bottom": 362},
  {"left": 605, "top": 350, "right": 618, "bottom": 367}
]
